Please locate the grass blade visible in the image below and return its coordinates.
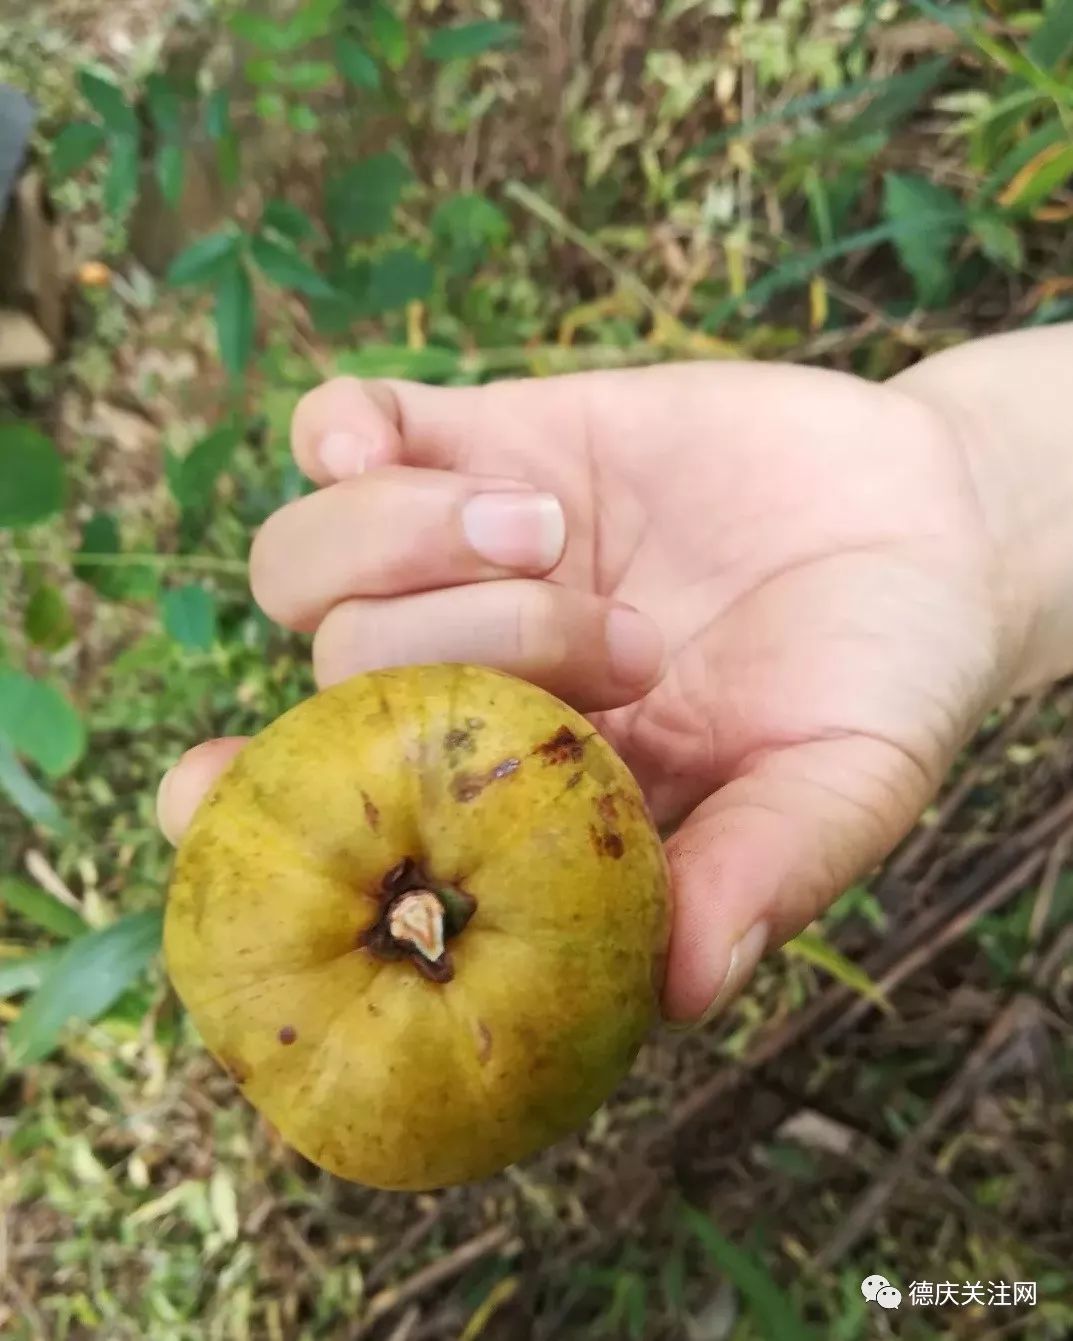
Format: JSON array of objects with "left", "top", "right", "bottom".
[
  {"left": 681, "top": 1207, "right": 816, "bottom": 1341},
  {"left": 689, "top": 59, "right": 949, "bottom": 159},
  {"left": 6, "top": 910, "right": 163, "bottom": 1065},
  {"left": 0, "top": 878, "right": 87, "bottom": 939},
  {"left": 783, "top": 929, "right": 892, "bottom": 1012}
]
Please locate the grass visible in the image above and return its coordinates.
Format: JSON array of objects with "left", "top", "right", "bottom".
[{"left": 2, "top": 1, "right": 1073, "bottom": 1337}]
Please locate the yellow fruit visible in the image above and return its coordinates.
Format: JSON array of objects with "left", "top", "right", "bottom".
[{"left": 164, "top": 664, "right": 669, "bottom": 1190}]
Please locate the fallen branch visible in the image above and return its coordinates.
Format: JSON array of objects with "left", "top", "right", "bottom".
[
  {"left": 662, "top": 794, "right": 1073, "bottom": 1142},
  {"left": 356, "top": 1225, "right": 517, "bottom": 1337},
  {"left": 815, "top": 996, "right": 1032, "bottom": 1267},
  {"left": 815, "top": 916, "right": 1073, "bottom": 1267}
]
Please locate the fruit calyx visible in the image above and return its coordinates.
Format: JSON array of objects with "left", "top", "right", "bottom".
[{"left": 357, "top": 857, "right": 477, "bottom": 983}]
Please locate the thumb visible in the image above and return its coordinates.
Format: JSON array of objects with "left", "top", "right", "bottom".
[
  {"left": 156, "top": 738, "right": 248, "bottom": 846},
  {"left": 661, "top": 734, "right": 937, "bottom": 1024}
]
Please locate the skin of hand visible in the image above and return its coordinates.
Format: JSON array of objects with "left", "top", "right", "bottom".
[{"left": 156, "top": 329, "right": 1073, "bottom": 1026}]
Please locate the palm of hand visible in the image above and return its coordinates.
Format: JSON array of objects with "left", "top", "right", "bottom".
[{"left": 445, "top": 362, "right": 1010, "bottom": 1011}]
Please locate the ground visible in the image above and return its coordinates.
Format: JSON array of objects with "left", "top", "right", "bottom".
[{"left": 2, "top": 2, "right": 1073, "bottom": 1339}]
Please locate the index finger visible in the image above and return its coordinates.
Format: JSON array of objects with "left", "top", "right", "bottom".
[{"left": 291, "top": 376, "right": 488, "bottom": 485}]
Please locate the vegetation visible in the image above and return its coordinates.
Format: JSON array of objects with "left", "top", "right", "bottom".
[{"left": 2, "top": 1, "right": 1072, "bottom": 1337}]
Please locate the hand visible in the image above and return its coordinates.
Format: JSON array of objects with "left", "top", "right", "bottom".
[{"left": 157, "top": 359, "right": 1034, "bottom": 1024}]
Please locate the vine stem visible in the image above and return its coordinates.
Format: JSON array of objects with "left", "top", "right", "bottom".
[{"left": 6, "top": 548, "right": 249, "bottom": 577}]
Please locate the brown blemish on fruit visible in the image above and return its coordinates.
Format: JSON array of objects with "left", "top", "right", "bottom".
[
  {"left": 534, "top": 725, "right": 585, "bottom": 765},
  {"left": 278, "top": 1025, "right": 297, "bottom": 1046},
  {"left": 444, "top": 719, "right": 486, "bottom": 756},
  {"left": 589, "top": 824, "right": 625, "bottom": 859},
  {"left": 475, "top": 1019, "right": 492, "bottom": 1064},
  {"left": 596, "top": 792, "right": 618, "bottom": 824},
  {"left": 566, "top": 770, "right": 583, "bottom": 789},
  {"left": 450, "top": 757, "right": 521, "bottom": 802},
  {"left": 362, "top": 791, "right": 380, "bottom": 831}
]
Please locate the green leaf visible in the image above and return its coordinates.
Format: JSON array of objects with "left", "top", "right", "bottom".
[
  {"left": 365, "top": 247, "right": 434, "bottom": 312},
  {"left": 250, "top": 234, "right": 336, "bottom": 297},
  {"left": 74, "top": 512, "right": 157, "bottom": 601},
  {"left": 0, "top": 946, "right": 66, "bottom": 1000},
  {"left": 284, "top": 0, "right": 342, "bottom": 47},
  {"left": 681, "top": 1209, "right": 817, "bottom": 1341},
  {"left": 50, "top": 121, "right": 106, "bottom": 177},
  {"left": 367, "top": 2, "right": 410, "bottom": 70},
  {"left": 335, "top": 36, "right": 380, "bottom": 89},
  {"left": 254, "top": 91, "right": 287, "bottom": 122},
  {"left": 849, "top": 56, "right": 949, "bottom": 136},
  {"left": 204, "top": 88, "right": 232, "bottom": 140},
  {"left": 1029, "top": 0, "right": 1073, "bottom": 67},
  {"left": 156, "top": 141, "right": 186, "bottom": 207},
  {"left": 6, "top": 910, "right": 163, "bottom": 1066},
  {"left": 261, "top": 199, "right": 315, "bottom": 242},
  {"left": 0, "top": 425, "right": 65, "bottom": 527},
  {"left": 326, "top": 152, "right": 412, "bottom": 239},
  {"left": 0, "top": 878, "right": 87, "bottom": 939},
  {"left": 228, "top": 11, "right": 290, "bottom": 52},
  {"left": 981, "top": 116, "right": 1067, "bottom": 201},
  {"left": 0, "top": 670, "right": 86, "bottom": 778},
  {"left": 970, "top": 212, "right": 1024, "bottom": 269},
  {"left": 882, "top": 172, "right": 965, "bottom": 307},
  {"left": 161, "top": 584, "right": 217, "bottom": 651},
  {"left": 335, "top": 344, "right": 461, "bottom": 381},
  {"left": 144, "top": 73, "right": 183, "bottom": 139},
  {"left": 246, "top": 56, "right": 284, "bottom": 87},
  {"left": 0, "top": 738, "right": 69, "bottom": 833},
  {"left": 24, "top": 584, "right": 76, "bottom": 651},
  {"left": 782, "top": 929, "right": 891, "bottom": 1011},
  {"left": 287, "top": 105, "right": 319, "bottom": 134},
  {"left": 78, "top": 68, "right": 136, "bottom": 135},
  {"left": 431, "top": 192, "right": 509, "bottom": 273},
  {"left": 280, "top": 60, "right": 336, "bottom": 92},
  {"left": 103, "top": 132, "right": 140, "bottom": 216},
  {"left": 1001, "top": 142, "right": 1073, "bottom": 214},
  {"left": 214, "top": 258, "right": 255, "bottom": 376},
  {"left": 167, "top": 423, "right": 242, "bottom": 512},
  {"left": 167, "top": 229, "right": 242, "bottom": 287},
  {"left": 688, "top": 61, "right": 949, "bottom": 158},
  {"left": 424, "top": 20, "right": 520, "bottom": 62}
]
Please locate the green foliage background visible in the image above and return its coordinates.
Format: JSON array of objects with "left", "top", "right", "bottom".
[{"left": 2, "top": 1, "right": 1073, "bottom": 1337}]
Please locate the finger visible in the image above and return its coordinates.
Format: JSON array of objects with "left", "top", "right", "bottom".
[
  {"left": 661, "top": 732, "right": 937, "bottom": 1024},
  {"left": 157, "top": 738, "right": 248, "bottom": 846},
  {"left": 249, "top": 466, "right": 565, "bottom": 633},
  {"left": 312, "top": 580, "right": 667, "bottom": 713},
  {"left": 292, "top": 375, "right": 512, "bottom": 484}
]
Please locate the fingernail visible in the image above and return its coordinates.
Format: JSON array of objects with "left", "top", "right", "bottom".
[
  {"left": 697, "top": 921, "right": 769, "bottom": 1026},
  {"left": 606, "top": 605, "right": 665, "bottom": 685},
  {"left": 462, "top": 491, "right": 565, "bottom": 570},
  {"left": 318, "top": 431, "right": 369, "bottom": 479}
]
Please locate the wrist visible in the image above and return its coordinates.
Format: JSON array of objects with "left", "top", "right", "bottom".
[{"left": 890, "top": 326, "right": 1073, "bottom": 699}]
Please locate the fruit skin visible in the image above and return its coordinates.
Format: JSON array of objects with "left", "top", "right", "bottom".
[{"left": 164, "top": 664, "right": 670, "bottom": 1191}]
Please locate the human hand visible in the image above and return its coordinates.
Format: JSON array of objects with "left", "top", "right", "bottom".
[{"left": 156, "top": 357, "right": 1041, "bottom": 1024}]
